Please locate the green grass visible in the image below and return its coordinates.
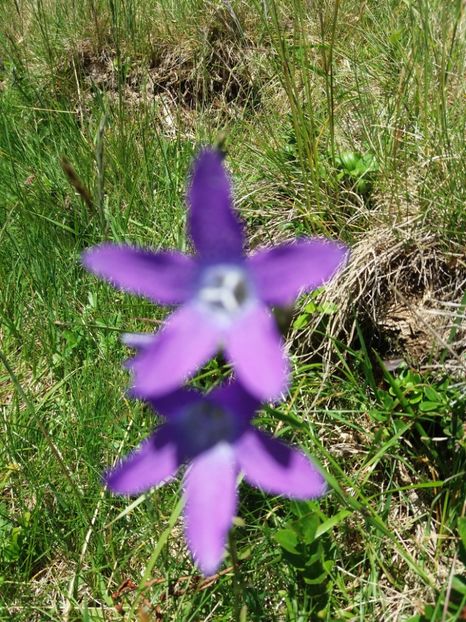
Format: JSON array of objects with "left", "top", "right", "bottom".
[{"left": 1, "top": 1, "right": 465, "bottom": 620}]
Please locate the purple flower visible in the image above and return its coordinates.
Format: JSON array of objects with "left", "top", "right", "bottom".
[
  {"left": 106, "top": 381, "right": 326, "bottom": 576},
  {"left": 83, "top": 149, "right": 347, "bottom": 400}
]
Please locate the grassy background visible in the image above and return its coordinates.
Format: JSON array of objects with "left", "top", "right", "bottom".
[{"left": 1, "top": 0, "right": 465, "bottom": 620}]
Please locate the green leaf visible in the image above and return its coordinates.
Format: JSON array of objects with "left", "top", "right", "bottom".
[
  {"left": 317, "top": 301, "right": 338, "bottom": 315},
  {"left": 303, "top": 570, "right": 328, "bottom": 585},
  {"left": 300, "top": 514, "right": 320, "bottom": 544},
  {"left": 274, "top": 528, "right": 299, "bottom": 554},
  {"left": 458, "top": 517, "right": 466, "bottom": 548},
  {"left": 304, "top": 301, "right": 317, "bottom": 313},
  {"left": 315, "top": 510, "right": 352, "bottom": 538},
  {"left": 355, "top": 179, "right": 368, "bottom": 194},
  {"left": 419, "top": 401, "right": 441, "bottom": 412},
  {"left": 424, "top": 386, "right": 442, "bottom": 402},
  {"left": 293, "top": 313, "right": 309, "bottom": 330},
  {"left": 389, "top": 29, "right": 403, "bottom": 44},
  {"left": 361, "top": 153, "right": 378, "bottom": 170},
  {"left": 289, "top": 499, "right": 316, "bottom": 518},
  {"left": 338, "top": 151, "right": 359, "bottom": 171},
  {"left": 369, "top": 409, "right": 386, "bottom": 422},
  {"left": 451, "top": 574, "right": 466, "bottom": 596}
]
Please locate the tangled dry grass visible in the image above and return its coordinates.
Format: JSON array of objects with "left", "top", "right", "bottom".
[{"left": 298, "top": 219, "right": 466, "bottom": 380}]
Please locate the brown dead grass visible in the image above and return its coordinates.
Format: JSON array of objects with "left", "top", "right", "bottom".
[{"left": 296, "top": 218, "right": 466, "bottom": 378}]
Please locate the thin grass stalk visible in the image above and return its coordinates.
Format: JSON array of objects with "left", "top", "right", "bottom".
[
  {"left": 261, "top": 0, "right": 325, "bottom": 227},
  {"left": 229, "top": 528, "right": 245, "bottom": 622},
  {"left": 317, "top": 0, "right": 340, "bottom": 165}
]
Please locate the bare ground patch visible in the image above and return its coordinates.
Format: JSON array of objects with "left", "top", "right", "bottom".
[{"left": 57, "top": 7, "right": 269, "bottom": 126}]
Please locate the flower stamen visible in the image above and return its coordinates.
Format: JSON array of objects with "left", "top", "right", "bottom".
[{"left": 197, "top": 266, "right": 252, "bottom": 319}]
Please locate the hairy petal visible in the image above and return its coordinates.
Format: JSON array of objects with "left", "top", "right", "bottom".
[
  {"left": 225, "top": 304, "right": 289, "bottom": 401},
  {"left": 248, "top": 239, "right": 348, "bottom": 305},
  {"left": 184, "top": 443, "right": 237, "bottom": 576},
  {"left": 82, "top": 244, "right": 196, "bottom": 304},
  {"left": 127, "top": 305, "right": 220, "bottom": 398},
  {"left": 105, "top": 426, "right": 180, "bottom": 495},
  {"left": 187, "top": 149, "right": 244, "bottom": 262},
  {"left": 235, "top": 429, "right": 326, "bottom": 499}
]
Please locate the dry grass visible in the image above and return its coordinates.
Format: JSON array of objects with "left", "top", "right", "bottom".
[{"left": 297, "top": 218, "right": 466, "bottom": 375}]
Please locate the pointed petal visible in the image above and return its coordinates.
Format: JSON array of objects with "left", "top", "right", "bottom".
[
  {"left": 105, "top": 426, "right": 180, "bottom": 495},
  {"left": 127, "top": 305, "right": 220, "bottom": 398},
  {"left": 235, "top": 429, "right": 326, "bottom": 499},
  {"left": 184, "top": 443, "right": 237, "bottom": 575},
  {"left": 82, "top": 244, "right": 196, "bottom": 304},
  {"left": 248, "top": 239, "right": 348, "bottom": 305},
  {"left": 148, "top": 389, "right": 202, "bottom": 420},
  {"left": 209, "top": 380, "right": 261, "bottom": 424},
  {"left": 225, "top": 304, "right": 289, "bottom": 400},
  {"left": 187, "top": 149, "right": 244, "bottom": 262}
]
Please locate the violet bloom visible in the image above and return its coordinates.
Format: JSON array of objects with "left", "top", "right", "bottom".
[
  {"left": 83, "top": 149, "right": 347, "bottom": 400},
  {"left": 106, "top": 381, "right": 326, "bottom": 576}
]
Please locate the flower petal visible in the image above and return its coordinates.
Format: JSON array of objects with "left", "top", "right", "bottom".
[
  {"left": 184, "top": 443, "right": 237, "bottom": 575},
  {"left": 209, "top": 380, "right": 261, "bottom": 424},
  {"left": 127, "top": 305, "right": 220, "bottom": 398},
  {"left": 225, "top": 304, "right": 289, "bottom": 400},
  {"left": 248, "top": 239, "right": 348, "bottom": 305},
  {"left": 121, "top": 332, "right": 156, "bottom": 350},
  {"left": 235, "top": 429, "right": 326, "bottom": 499},
  {"left": 82, "top": 244, "right": 196, "bottom": 304},
  {"left": 105, "top": 426, "right": 180, "bottom": 495},
  {"left": 187, "top": 149, "right": 244, "bottom": 262},
  {"left": 148, "top": 389, "right": 202, "bottom": 420}
]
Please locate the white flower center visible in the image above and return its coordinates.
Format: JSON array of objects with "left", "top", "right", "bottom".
[{"left": 197, "top": 265, "right": 252, "bottom": 321}]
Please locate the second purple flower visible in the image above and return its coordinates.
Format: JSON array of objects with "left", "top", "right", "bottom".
[{"left": 106, "top": 381, "right": 326, "bottom": 575}]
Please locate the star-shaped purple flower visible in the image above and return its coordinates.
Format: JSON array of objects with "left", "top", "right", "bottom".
[
  {"left": 83, "top": 149, "right": 348, "bottom": 400},
  {"left": 106, "top": 381, "right": 326, "bottom": 576}
]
